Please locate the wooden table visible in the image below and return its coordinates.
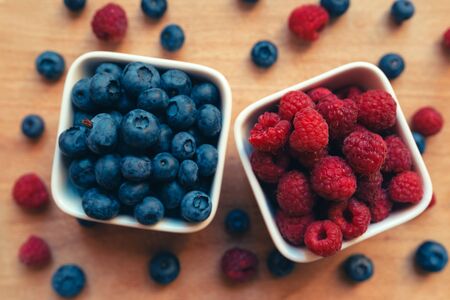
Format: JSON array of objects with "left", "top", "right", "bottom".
[{"left": 0, "top": 0, "right": 449, "bottom": 299}]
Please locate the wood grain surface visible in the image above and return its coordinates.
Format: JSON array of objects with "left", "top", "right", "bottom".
[{"left": 0, "top": 0, "right": 449, "bottom": 299}]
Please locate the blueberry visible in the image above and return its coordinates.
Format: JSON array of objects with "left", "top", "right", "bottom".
[
  {"left": 121, "top": 62, "right": 161, "bottom": 99},
  {"left": 166, "top": 95, "right": 197, "bottom": 130},
  {"left": 149, "top": 251, "right": 180, "bottom": 285},
  {"left": 178, "top": 160, "right": 198, "bottom": 187},
  {"left": 378, "top": 53, "right": 405, "bottom": 79},
  {"left": 152, "top": 152, "right": 179, "bottom": 181},
  {"left": 137, "top": 88, "right": 169, "bottom": 115},
  {"left": 135, "top": 196, "right": 165, "bottom": 225},
  {"left": 160, "top": 181, "right": 186, "bottom": 209},
  {"left": 96, "top": 63, "right": 122, "bottom": 80},
  {"left": 76, "top": 218, "right": 97, "bottom": 227},
  {"left": 51, "top": 264, "right": 86, "bottom": 298},
  {"left": 187, "top": 127, "right": 206, "bottom": 146},
  {"left": 58, "top": 126, "right": 89, "bottom": 158},
  {"left": 196, "top": 104, "right": 222, "bottom": 137},
  {"left": 160, "top": 70, "right": 192, "bottom": 97},
  {"left": 71, "top": 78, "right": 97, "bottom": 112},
  {"left": 73, "top": 111, "right": 93, "bottom": 126},
  {"left": 190, "top": 82, "right": 220, "bottom": 107},
  {"left": 343, "top": 254, "right": 374, "bottom": 282},
  {"left": 192, "top": 177, "right": 212, "bottom": 195},
  {"left": 82, "top": 188, "right": 120, "bottom": 220},
  {"left": 415, "top": 241, "right": 448, "bottom": 272},
  {"left": 121, "top": 109, "right": 161, "bottom": 149},
  {"left": 225, "top": 209, "right": 250, "bottom": 234},
  {"left": 171, "top": 132, "right": 196, "bottom": 161},
  {"left": 89, "top": 73, "right": 121, "bottom": 108},
  {"left": 267, "top": 249, "right": 295, "bottom": 277},
  {"left": 251, "top": 41, "right": 278, "bottom": 68},
  {"left": 391, "top": 0, "right": 415, "bottom": 23},
  {"left": 116, "top": 92, "right": 136, "bottom": 114},
  {"left": 21, "top": 114, "right": 45, "bottom": 139},
  {"left": 160, "top": 24, "right": 185, "bottom": 52},
  {"left": 35, "top": 51, "right": 65, "bottom": 81},
  {"left": 95, "top": 154, "right": 122, "bottom": 190},
  {"left": 155, "top": 124, "right": 173, "bottom": 153},
  {"left": 412, "top": 131, "right": 426, "bottom": 154},
  {"left": 141, "top": 0, "right": 167, "bottom": 19},
  {"left": 118, "top": 181, "right": 151, "bottom": 206},
  {"left": 63, "top": 0, "right": 86, "bottom": 12},
  {"left": 196, "top": 144, "right": 218, "bottom": 177},
  {"left": 108, "top": 110, "right": 123, "bottom": 126},
  {"left": 86, "top": 113, "right": 118, "bottom": 154},
  {"left": 121, "top": 156, "right": 152, "bottom": 181},
  {"left": 320, "top": 0, "right": 350, "bottom": 17},
  {"left": 242, "top": 0, "right": 258, "bottom": 3},
  {"left": 69, "top": 157, "right": 97, "bottom": 189},
  {"left": 181, "top": 191, "right": 212, "bottom": 222}
]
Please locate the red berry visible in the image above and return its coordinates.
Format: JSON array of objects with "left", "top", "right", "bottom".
[
  {"left": 304, "top": 220, "right": 343, "bottom": 257},
  {"left": 365, "top": 189, "right": 392, "bottom": 223},
  {"left": 311, "top": 156, "right": 356, "bottom": 201},
  {"left": 279, "top": 90, "right": 314, "bottom": 121},
  {"left": 411, "top": 106, "right": 444, "bottom": 137},
  {"left": 382, "top": 135, "right": 412, "bottom": 173},
  {"left": 288, "top": 4, "right": 329, "bottom": 41},
  {"left": 443, "top": 28, "right": 450, "bottom": 49},
  {"left": 290, "top": 108, "right": 328, "bottom": 152},
  {"left": 12, "top": 173, "right": 49, "bottom": 209},
  {"left": 277, "top": 171, "right": 315, "bottom": 216},
  {"left": 249, "top": 112, "right": 291, "bottom": 153},
  {"left": 316, "top": 98, "right": 358, "bottom": 140},
  {"left": 91, "top": 3, "right": 128, "bottom": 42},
  {"left": 250, "top": 151, "right": 290, "bottom": 184},
  {"left": 347, "top": 86, "right": 363, "bottom": 100},
  {"left": 427, "top": 193, "right": 436, "bottom": 209},
  {"left": 307, "top": 87, "right": 337, "bottom": 103},
  {"left": 355, "top": 171, "right": 383, "bottom": 201},
  {"left": 328, "top": 198, "right": 371, "bottom": 240},
  {"left": 221, "top": 247, "right": 258, "bottom": 282},
  {"left": 290, "top": 147, "right": 328, "bottom": 168},
  {"left": 388, "top": 171, "right": 423, "bottom": 204},
  {"left": 355, "top": 90, "right": 397, "bottom": 132},
  {"left": 18, "top": 235, "right": 51, "bottom": 267},
  {"left": 275, "top": 210, "right": 314, "bottom": 246}
]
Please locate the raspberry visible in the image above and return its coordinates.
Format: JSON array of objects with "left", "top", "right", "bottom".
[
  {"left": 388, "top": 171, "right": 423, "bottom": 204},
  {"left": 288, "top": 5, "right": 329, "bottom": 41},
  {"left": 91, "top": 3, "right": 128, "bottom": 42},
  {"left": 289, "top": 108, "right": 328, "bottom": 152},
  {"left": 427, "top": 193, "right": 436, "bottom": 209},
  {"left": 355, "top": 90, "right": 397, "bottom": 132},
  {"left": 275, "top": 210, "right": 314, "bottom": 246},
  {"left": 343, "top": 130, "right": 387, "bottom": 175},
  {"left": 328, "top": 198, "right": 371, "bottom": 240},
  {"left": 304, "top": 220, "right": 343, "bottom": 257},
  {"left": 382, "top": 135, "right": 412, "bottom": 173},
  {"left": 221, "top": 247, "right": 258, "bottom": 282},
  {"left": 290, "top": 147, "right": 328, "bottom": 168},
  {"left": 316, "top": 98, "right": 358, "bottom": 140},
  {"left": 277, "top": 171, "right": 314, "bottom": 216},
  {"left": 442, "top": 27, "right": 450, "bottom": 49},
  {"left": 355, "top": 171, "right": 383, "bottom": 201},
  {"left": 307, "top": 87, "right": 337, "bottom": 103},
  {"left": 12, "top": 173, "right": 49, "bottom": 209},
  {"left": 411, "top": 106, "right": 444, "bottom": 137},
  {"left": 347, "top": 86, "right": 363, "bottom": 100},
  {"left": 249, "top": 112, "right": 291, "bottom": 153},
  {"left": 311, "top": 156, "right": 356, "bottom": 201},
  {"left": 18, "top": 235, "right": 51, "bottom": 267},
  {"left": 278, "top": 90, "right": 314, "bottom": 121},
  {"left": 365, "top": 189, "right": 392, "bottom": 223},
  {"left": 250, "top": 151, "right": 290, "bottom": 184}
]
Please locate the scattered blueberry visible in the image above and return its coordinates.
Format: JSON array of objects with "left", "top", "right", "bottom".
[
  {"left": 152, "top": 152, "right": 179, "bottom": 181},
  {"left": 73, "top": 111, "right": 93, "bottom": 126},
  {"left": 160, "top": 24, "right": 185, "bottom": 52},
  {"left": 76, "top": 218, "right": 97, "bottom": 227},
  {"left": 71, "top": 78, "right": 97, "bottom": 112},
  {"left": 96, "top": 63, "right": 122, "bottom": 80},
  {"left": 35, "top": 51, "right": 65, "bottom": 80},
  {"left": 155, "top": 124, "right": 173, "bottom": 153},
  {"left": 196, "top": 144, "right": 218, "bottom": 177},
  {"left": 118, "top": 181, "right": 151, "bottom": 206},
  {"left": 378, "top": 53, "right": 405, "bottom": 79},
  {"left": 69, "top": 157, "right": 97, "bottom": 189},
  {"left": 196, "top": 104, "right": 222, "bottom": 137},
  {"left": 267, "top": 249, "right": 295, "bottom": 277},
  {"left": 121, "top": 156, "right": 152, "bottom": 181},
  {"left": 178, "top": 160, "right": 198, "bottom": 187},
  {"left": 242, "top": 0, "right": 259, "bottom": 3},
  {"left": 149, "top": 251, "right": 180, "bottom": 285},
  {"left": 412, "top": 131, "right": 426, "bottom": 154},
  {"left": 391, "top": 0, "right": 415, "bottom": 23},
  {"left": 320, "top": 0, "right": 350, "bottom": 17},
  {"left": 415, "top": 241, "right": 448, "bottom": 272},
  {"left": 159, "top": 181, "right": 186, "bottom": 209},
  {"left": 225, "top": 209, "right": 250, "bottom": 234},
  {"left": 190, "top": 82, "right": 220, "bottom": 107},
  {"left": 121, "top": 109, "right": 160, "bottom": 149},
  {"left": 161, "top": 69, "right": 192, "bottom": 97},
  {"left": 343, "top": 254, "right": 374, "bottom": 282},
  {"left": 95, "top": 154, "right": 122, "bottom": 190},
  {"left": 180, "top": 191, "right": 212, "bottom": 222},
  {"left": 251, "top": 41, "right": 278, "bottom": 68},
  {"left": 82, "top": 188, "right": 120, "bottom": 220},
  {"left": 166, "top": 95, "right": 197, "bottom": 130},
  {"left": 172, "top": 132, "right": 196, "bottom": 160},
  {"left": 121, "top": 62, "right": 161, "bottom": 99},
  {"left": 86, "top": 113, "right": 118, "bottom": 154},
  {"left": 64, "top": 0, "right": 86, "bottom": 12},
  {"left": 51, "top": 264, "right": 86, "bottom": 298},
  {"left": 141, "top": 0, "right": 167, "bottom": 19},
  {"left": 21, "top": 114, "right": 45, "bottom": 139},
  {"left": 135, "top": 196, "right": 165, "bottom": 225},
  {"left": 89, "top": 73, "right": 121, "bottom": 108},
  {"left": 137, "top": 88, "right": 169, "bottom": 115},
  {"left": 58, "top": 126, "right": 89, "bottom": 158}
]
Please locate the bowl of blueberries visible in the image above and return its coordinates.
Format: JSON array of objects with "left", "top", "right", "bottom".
[{"left": 51, "top": 51, "right": 232, "bottom": 233}]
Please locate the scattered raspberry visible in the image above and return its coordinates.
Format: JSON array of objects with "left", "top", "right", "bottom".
[
  {"left": 411, "top": 106, "right": 444, "bottom": 137},
  {"left": 275, "top": 211, "right": 314, "bottom": 246},
  {"left": 355, "top": 90, "right": 397, "bottom": 132},
  {"left": 221, "top": 247, "right": 258, "bottom": 282},
  {"left": 443, "top": 28, "right": 450, "bottom": 49},
  {"left": 427, "top": 193, "right": 436, "bottom": 209},
  {"left": 288, "top": 4, "right": 329, "bottom": 41},
  {"left": 12, "top": 173, "right": 49, "bottom": 209},
  {"left": 307, "top": 87, "right": 337, "bottom": 103},
  {"left": 18, "top": 235, "right": 51, "bottom": 267},
  {"left": 304, "top": 220, "right": 343, "bottom": 257},
  {"left": 91, "top": 3, "right": 128, "bottom": 42},
  {"left": 290, "top": 108, "right": 328, "bottom": 152},
  {"left": 382, "top": 135, "right": 412, "bottom": 173},
  {"left": 388, "top": 171, "right": 423, "bottom": 204},
  {"left": 355, "top": 171, "right": 383, "bottom": 201},
  {"left": 365, "top": 189, "right": 392, "bottom": 223},
  {"left": 316, "top": 98, "right": 358, "bottom": 140},
  {"left": 277, "top": 171, "right": 314, "bottom": 216},
  {"left": 250, "top": 151, "right": 290, "bottom": 184},
  {"left": 278, "top": 90, "right": 314, "bottom": 121},
  {"left": 311, "top": 156, "right": 356, "bottom": 201},
  {"left": 249, "top": 112, "right": 291, "bottom": 153},
  {"left": 290, "top": 147, "right": 328, "bottom": 168},
  {"left": 343, "top": 130, "right": 387, "bottom": 175},
  {"left": 328, "top": 198, "right": 371, "bottom": 240}
]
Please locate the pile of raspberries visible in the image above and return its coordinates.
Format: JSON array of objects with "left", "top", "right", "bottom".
[{"left": 249, "top": 86, "right": 425, "bottom": 257}]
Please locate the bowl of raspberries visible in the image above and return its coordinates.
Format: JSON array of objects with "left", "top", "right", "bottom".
[
  {"left": 51, "top": 51, "right": 231, "bottom": 233},
  {"left": 235, "top": 62, "right": 432, "bottom": 262}
]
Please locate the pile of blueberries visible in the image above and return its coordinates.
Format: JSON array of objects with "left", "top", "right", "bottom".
[{"left": 58, "top": 61, "right": 222, "bottom": 225}]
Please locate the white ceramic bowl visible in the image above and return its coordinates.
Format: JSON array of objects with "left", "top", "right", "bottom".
[
  {"left": 235, "top": 62, "right": 432, "bottom": 263},
  {"left": 51, "top": 51, "right": 232, "bottom": 233}
]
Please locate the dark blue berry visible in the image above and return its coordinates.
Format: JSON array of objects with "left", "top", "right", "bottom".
[
  {"left": 155, "top": 124, "right": 173, "bottom": 153},
  {"left": 196, "top": 104, "right": 222, "bottom": 137},
  {"left": 89, "top": 73, "right": 121, "bottom": 108},
  {"left": 108, "top": 110, "right": 123, "bottom": 126},
  {"left": 63, "top": 0, "right": 86, "bottom": 12},
  {"left": 121, "top": 62, "right": 161, "bottom": 99},
  {"left": 225, "top": 209, "right": 250, "bottom": 234},
  {"left": 76, "top": 218, "right": 97, "bottom": 227},
  {"left": 160, "top": 24, "right": 185, "bottom": 52},
  {"left": 73, "top": 111, "right": 93, "bottom": 126},
  {"left": 141, "top": 0, "right": 167, "bottom": 19},
  {"left": 415, "top": 241, "right": 448, "bottom": 272},
  {"left": 118, "top": 181, "right": 151, "bottom": 206},
  {"left": 51, "top": 264, "right": 86, "bottom": 298},
  {"left": 116, "top": 92, "right": 136, "bottom": 114},
  {"left": 21, "top": 114, "right": 45, "bottom": 139},
  {"left": 166, "top": 95, "right": 197, "bottom": 130},
  {"left": 71, "top": 78, "right": 97, "bottom": 112},
  {"left": 121, "top": 109, "right": 160, "bottom": 149},
  {"left": 86, "top": 113, "right": 118, "bottom": 154},
  {"left": 135, "top": 196, "right": 165, "bottom": 225},
  {"left": 378, "top": 53, "right": 405, "bottom": 79},
  {"left": 95, "top": 154, "right": 122, "bottom": 190},
  {"left": 391, "top": 0, "right": 415, "bottom": 23},
  {"left": 192, "top": 177, "right": 212, "bottom": 195},
  {"left": 180, "top": 190, "right": 212, "bottom": 222},
  {"left": 58, "top": 126, "right": 89, "bottom": 158},
  {"left": 152, "top": 152, "right": 179, "bottom": 181},
  {"left": 171, "top": 132, "right": 196, "bottom": 161},
  {"left": 267, "top": 249, "right": 295, "bottom": 277},
  {"left": 242, "top": 0, "right": 259, "bottom": 3},
  {"left": 196, "top": 144, "right": 218, "bottom": 177},
  {"left": 178, "top": 160, "right": 198, "bottom": 187},
  {"left": 159, "top": 181, "right": 185, "bottom": 209},
  {"left": 190, "top": 82, "right": 220, "bottom": 107},
  {"left": 320, "top": 0, "right": 350, "bottom": 17},
  {"left": 69, "top": 157, "right": 96, "bottom": 189},
  {"left": 161, "top": 69, "right": 192, "bottom": 97},
  {"left": 82, "top": 188, "right": 120, "bottom": 220},
  {"left": 412, "top": 131, "right": 426, "bottom": 154},
  {"left": 251, "top": 41, "right": 278, "bottom": 68},
  {"left": 343, "top": 254, "right": 374, "bottom": 282},
  {"left": 36, "top": 51, "right": 65, "bottom": 81},
  {"left": 96, "top": 63, "right": 122, "bottom": 80},
  {"left": 149, "top": 251, "right": 180, "bottom": 285},
  {"left": 121, "top": 156, "right": 152, "bottom": 181},
  {"left": 186, "top": 127, "right": 206, "bottom": 146},
  {"left": 137, "top": 88, "right": 169, "bottom": 115}
]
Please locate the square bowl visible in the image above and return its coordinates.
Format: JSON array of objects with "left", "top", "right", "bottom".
[
  {"left": 51, "top": 51, "right": 232, "bottom": 233},
  {"left": 234, "top": 62, "right": 432, "bottom": 262}
]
